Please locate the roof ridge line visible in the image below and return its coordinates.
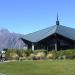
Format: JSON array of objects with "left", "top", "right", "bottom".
[
  {"left": 25, "top": 26, "right": 53, "bottom": 36},
  {"left": 35, "top": 25, "right": 57, "bottom": 42}
]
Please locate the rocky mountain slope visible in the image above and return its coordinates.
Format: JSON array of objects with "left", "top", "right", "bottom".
[{"left": 0, "top": 29, "right": 26, "bottom": 50}]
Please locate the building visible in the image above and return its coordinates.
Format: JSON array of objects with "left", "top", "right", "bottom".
[{"left": 20, "top": 16, "right": 75, "bottom": 51}]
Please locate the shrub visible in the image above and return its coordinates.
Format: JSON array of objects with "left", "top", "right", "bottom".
[
  {"left": 5, "top": 49, "right": 19, "bottom": 60},
  {"left": 5, "top": 49, "right": 33, "bottom": 60},
  {"left": 35, "top": 52, "right": 46, "bottom": 60},
  {"left": 24, "top": 49, "right": 33, "bottom": 56},
  {"left": 10, "top": 52, "right": 19, "bottom": 60},
  {"left": 50, "top": 49, "right": 75, "bottom": 59},
  {"left": 16, "top": 50, "right": 27, "bottom": 57},
  {"left": 5, "top": 49, "right": 75, "bottom": 60},
  {"left": 46, "top": 53, "right": 54, "bottom": 59},
  {"left": 47, "top": 50, "right": 65, "bottom": 59},
  {"left": 28, "top": 53, "right": 36, "bottom": 60},
  {"left": 63, "top": 49, "right": 75, "bottom": 59},
  {"left": 33, "top": 49, "right": 47, "bottom": 54},
  {"left": 19, "top": 57, "right": 27, "bottom": 61},
  {"left": 63, "top": 49, "right": 75, "bottom": 55},
  {"left": 58, "top": 55, "right": 66, "bottom": 60},
  {"left": 49, "top": 51, "right": 58, "bottom": 59}
]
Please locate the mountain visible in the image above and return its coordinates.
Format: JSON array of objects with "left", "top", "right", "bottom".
[{"left": 0, "top": 29, "right": 26, "bottom": 50}]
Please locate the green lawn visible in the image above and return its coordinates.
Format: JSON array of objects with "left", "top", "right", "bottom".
[{"left": 0, "top": 60, "right": 75, "bottom": 75}]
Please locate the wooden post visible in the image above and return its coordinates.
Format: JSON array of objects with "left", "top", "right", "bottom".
[
  {"left": 55, "top": 42, "right": 57, "bottom": 51},
  {"left": 54, "top": 33, "right": 58, "bottom": 51},
  {"left": 73, "top": 42, "right": 75, "bottom": 49},
  {"left": 32, "top": 43, "right": 34, "bottom": 51},
  {"left": 47, "top": 46, "right": 48, "bottom": 50}
]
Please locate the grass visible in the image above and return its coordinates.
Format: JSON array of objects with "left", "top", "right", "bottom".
[{"left": 0, "top": 60, "right": 75, "bottom": 75}]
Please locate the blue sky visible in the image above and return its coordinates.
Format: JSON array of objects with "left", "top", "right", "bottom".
[{"left": 0, "top": 0, "right": 75, "bottom": 34}]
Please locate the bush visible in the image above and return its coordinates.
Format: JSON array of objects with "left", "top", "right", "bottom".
[
  {"left": 34, "top": 49, "right": 47, "bottom": 54},
  {"left": 35, "top": 52, "right": 46, "bottom": 60},
  {"left": 24, "top": 49, "right": 33, "bottom": 56},
  {"left": 58, "top": 55, "right": 66, "bottom": 60},
  {"left": 50, "top": 49, "right": 75, "bottom": 59},
  {"left": 63, "top": 49, "right": 75, "bottom": 55},
  {"left": 46, "top": 53, "right": 54, "bottom": 59},
  {"left": 16, "top": 50, "right": 27, "bottom": 57},
  {"left": 28, "top": 53, "right": 36, "bottom": 60},
  {"left": 47, "top": 50, "right": 65, "bottom": 59},
  {"left": 63, "top": 49, "right": 75, "bottom": 59},
  {"left": 5, "top": 49, "right": 19, "bottom": 60},
  {"left": 5, "top": 49, "right": 33, "bottom": 60},
  {"left": 5, "top": 49, "right": 75, "bottom": 60},
  {"left": 19, "top": 57, "right": 27, "bottom": 61}
]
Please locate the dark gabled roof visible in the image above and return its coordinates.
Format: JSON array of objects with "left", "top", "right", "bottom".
[
  {"left": 22, "top": 25, "right": 57, "bottom": 42},
  {"left": 22, "top": 25, "right": 75, "bottom": 43},
  {"left": 56, "top": 25, "right": 75, "bottom": 41}
]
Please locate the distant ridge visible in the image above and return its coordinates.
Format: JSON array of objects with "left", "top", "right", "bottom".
[{"left": 0, "top": 29, "right": 26, "bottom": 50}]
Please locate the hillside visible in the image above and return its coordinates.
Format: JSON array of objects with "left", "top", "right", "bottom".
[{"left": 0, "top": 29, "right": 26, "bottom": 50}]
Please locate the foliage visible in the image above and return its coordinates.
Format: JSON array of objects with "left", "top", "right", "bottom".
[
  {"left": 33, "top": 49, "right": 47, "bottom": 54},
  {"left": 5, "top": 49, "right": 19, "bottom": 60},
  {"left": 46, "top": 53, "right": 54, "bottom": 59},
  {"left": 16, "top": 49, "right": 26, "bottom": 57},
  {"left": 5, "top": 49, "right": 75, "bottom": 60},
  {"left": 63, "top": 49, "right": 75, "bottom": 59},
  {"left": 35, "top": 52, "right": 46, "bottom": 60},
  {"left": 48, "top": 49, "right": 75, "bottom": 59},
  {"left": 29, "top": 53, "right": 35, "bottom": 60},
  {"left": 24, "top": 49, "right": 33, "bottom": 56},
  {"left": 5, "top": 49, "right": 33, "bottom": 60}
]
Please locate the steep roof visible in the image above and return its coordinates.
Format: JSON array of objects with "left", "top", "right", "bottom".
[
  {"left": 22, "top": 25, "right": 75, "bottom": 43},
  {"left": 56, "top": 25, "right": 75, "bottom": 41}
]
